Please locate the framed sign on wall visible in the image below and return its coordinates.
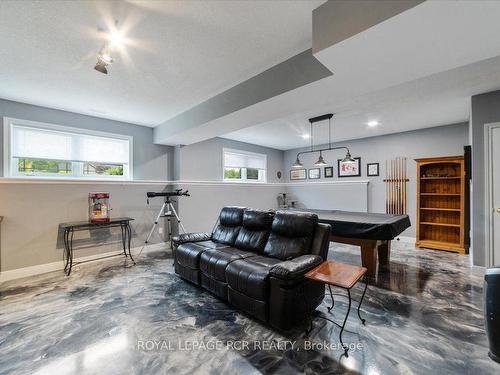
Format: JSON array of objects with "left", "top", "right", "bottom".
[
  {"left": 367, "top": 163, "right": 379, "bottom": 176},
  {"left": 290, "top": 169, "right": 306, "bottom": 180},
  {"left": 338, "top": 157, "right": 361, "bottom": 177},
  {"left": 324, "top": 166, "right": 333, "bottom": 178},
  {"left": 308, "top": 168, "right": 320, "bottom": 179}
]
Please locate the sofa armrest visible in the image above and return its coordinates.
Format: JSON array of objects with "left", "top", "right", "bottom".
[
  {"left": 171, "top": 232, "right": 211, "bottom": 247},
  {"left": 270, "top": 255, "right": 323, "bottom": 280}
]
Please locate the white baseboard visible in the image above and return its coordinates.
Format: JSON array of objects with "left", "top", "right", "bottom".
[
  {"left": 0, "top": 242, "right": 169, "bottom": 283},
  {"left": 394, "top": 236, "right": 416, "bottom": 244}
]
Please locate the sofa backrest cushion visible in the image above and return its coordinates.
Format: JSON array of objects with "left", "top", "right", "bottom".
[
  {"left": 234, "top": 209, "right": 274, "bottom": 253},
  {"left": 310, "top": 223, "right": 331, "bottom": 260},
  {"left": 212, "top": 206, "right": 245, "bottom": 245},
  {"left": 263, "top": 211, "right": 318, "bottom": 260}
]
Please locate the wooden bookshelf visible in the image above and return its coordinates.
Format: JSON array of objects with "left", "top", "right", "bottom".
[{"left": 415, "top": 156, "right": 465, "bottom": 254}]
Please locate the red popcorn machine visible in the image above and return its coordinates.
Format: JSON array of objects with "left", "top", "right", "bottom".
[{"left": 88, "top": 192, "right": 110, "bottom": 223}]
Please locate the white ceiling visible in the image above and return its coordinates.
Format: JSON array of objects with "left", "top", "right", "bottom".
[
  {"left": 164, "top": 1, "right": 500, "bottom": 148},
  {"left": 222, "top": 54, "right": 500, "bottom": 150},
  {"left": 0, "top": 0, "right": 324, "bottom": 126}
]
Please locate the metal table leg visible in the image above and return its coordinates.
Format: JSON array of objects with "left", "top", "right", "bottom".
[
  {"left": 63, "top": 228, "right": 74, "bottom": 276},
  {"left": 120, "top": 223, "right": 127, "bottom": 257},
  {"left": 314, "top": 281, "right": 368, "bottom": 357},
  {"left": 327, "top": 284, "right": 335, "bottom": 312},
  {"left": 69, "top": 228, "right": 74, "bottom": 276},
  {"left": 357, "top": 276, "right": 368, "bottom": 325},
  {"left": 63, "top": 228, "right": 70, "bottom": 274},
  {"left": 339, "top": 289, "right": 352, "bottom": 355},
  {"left": 126, "top": 223, "right": 135, "bottom": 264}
]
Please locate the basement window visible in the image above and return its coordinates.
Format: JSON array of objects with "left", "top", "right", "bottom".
[
  {"left": 223, "top": 148, "right": 266, "bottom": 183},
  {"left": 4, "top": 118, "right": 132, "bottom": 180}
]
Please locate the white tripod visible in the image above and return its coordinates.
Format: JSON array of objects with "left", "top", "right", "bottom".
[
  {"left": 138, "top": 190, "right": 189, "bottom": 257},
  {"left": 145, "top": 196, "right": 187, "bottom": 245}
]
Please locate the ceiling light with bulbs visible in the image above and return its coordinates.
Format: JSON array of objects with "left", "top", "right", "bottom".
[
  {"left": 292, "top": 114, "right": 355, "bottom": 168},
  {"left": 94, "top": 21, "right": 125, "bottom": 75}
]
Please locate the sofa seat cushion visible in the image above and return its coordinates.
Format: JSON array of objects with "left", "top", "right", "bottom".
[
  {"left": 200, "top": 247, "right": 256, "bottom": 282},
  {"left": 226, "top": 256, "right": 282, "bottom": 301},
  {"left": 228, "top": 287, "right": 268, "bottom": 322},
  {"left": 201, "top": 273, "right": 228, "bottom": 300},
  {"left": 196, "top": 240, "right": 230, "bottom": 250},
  {"left": 176, "top": 242, "right": 212, "bottom": 269},
  {"left": 175, "top": 263, "right": 201, "bottom": 285}
]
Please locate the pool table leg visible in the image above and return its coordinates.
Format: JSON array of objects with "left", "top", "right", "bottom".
[
  {"left": 377, "top": 240, "right": 391, "bottom": 266},
  {"left": 360, "top": 240, "right": 378, "bottom": 278},
  {"left": 330, "top": 236, "right": 392, "bottom": 278}
]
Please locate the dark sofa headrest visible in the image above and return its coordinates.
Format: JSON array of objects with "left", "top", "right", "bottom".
[
  {"left": 219, "top": 206, "right": 245, "bottom": 227},
  {"left": 271, "top": 211, "right": 318, "bottom": 237},
  {"left": 242, "top": 209, "right": 274, "bottom": 230}
]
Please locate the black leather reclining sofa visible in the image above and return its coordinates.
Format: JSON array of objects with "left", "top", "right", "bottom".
[{"left": 172, "top": 206, "right": 331, "bottom": 330}]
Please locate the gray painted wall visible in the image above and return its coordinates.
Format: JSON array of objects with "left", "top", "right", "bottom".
[
  {"left": 0, "top": 182, "right": 169, "bottom": 272},
  {"left": 284, "top": 123, "right": 469, "bottom": 237},
  {"left": 171, "top": 138, "right": 286, "bottom": 241},
  {"left": 175, "top": 137, "right": 285, "bottom": 183},
  {"left": 0, "top": 99, "right": 175, "bottom": 274},
  {"left": 470, "top": 89, "right": 500, "bottom": 267},
  {"left": 0, "top": 99, "right": 174, "bottom": 180},
  {"left": 286, "top": 182, "right": 368, "bottom": 212},
  {"left": 174, "top": 182, "right": 285, "bottom": 234}
]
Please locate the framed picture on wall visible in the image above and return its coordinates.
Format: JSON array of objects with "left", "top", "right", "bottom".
[
  {"left": 290, "top": 168, "right": 306, "bottom": 180},
  {"left": 324, "top": 166, "right": 333, "bottom": 178},
  {"left": 367, "top": 163, "right": 379, "bottom": 176},
  {"left": 337, "top": 157, "right": 361, "bottom": 177},
  {"left": 308, "top": 168, "right": 320, "bottom": 179}
]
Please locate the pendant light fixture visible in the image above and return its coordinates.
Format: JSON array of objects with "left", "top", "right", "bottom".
[
  {"left": 292, "top": 156, "right": 304, "bottom": 168},
  {"left": 292, "top": 114, "right": 355, "bottom": 168},
  {"left": 314, "top": 151, "right": 328, "bottom": 166}
]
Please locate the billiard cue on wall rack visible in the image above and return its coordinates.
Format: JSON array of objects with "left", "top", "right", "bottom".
[
  {"left": 403, "top": 157, "right": 407, "bottom": 215},
  {"left": 384, "top": 157, "right": 409, "bottom": 215},
  {"left": 384, "top": 160, "right": 389, "bottom": 213},
  {"left": 391, "top": 160, "right": 396, "bottom": 213}
]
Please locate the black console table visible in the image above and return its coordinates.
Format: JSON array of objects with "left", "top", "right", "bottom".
[{"left": 60, "top": 217, "right": 135, "bottom": 276}]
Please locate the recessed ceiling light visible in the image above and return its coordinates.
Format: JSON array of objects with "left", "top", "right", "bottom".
[
  {"left": 367, "top": 120, "right": 380, "bottom": 127},
  {"left": 301, "top": 134, "right": 311, "bottom": 139}
]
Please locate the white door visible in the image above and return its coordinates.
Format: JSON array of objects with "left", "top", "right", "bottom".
[{"left": 492, "top": 126, "right": 500, "bottom": 265}]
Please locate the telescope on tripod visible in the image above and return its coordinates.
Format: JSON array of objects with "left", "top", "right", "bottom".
[{"left": 144, "top": 189, "right": 190, "bottom": 246}]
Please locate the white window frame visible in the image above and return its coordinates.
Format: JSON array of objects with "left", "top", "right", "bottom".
[
  {"left": 222, "top": 147, "right": 267, "bottom": 183},
  {"left": 3, "top": 117, "right": 133, "bottom": 180}
]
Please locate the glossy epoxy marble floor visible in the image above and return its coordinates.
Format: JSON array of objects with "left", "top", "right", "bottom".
[{"left": 0, "top": 242, "right": 498, "bottom": 375}]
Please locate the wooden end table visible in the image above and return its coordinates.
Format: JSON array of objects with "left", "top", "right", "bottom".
[
  {"left": 60, "top": 217, "right": 135, "bottom": 276},
  {"left": 304, "top": 260, "right": 368, "bottom": 356}
]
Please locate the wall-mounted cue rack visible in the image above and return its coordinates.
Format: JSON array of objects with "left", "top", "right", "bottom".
[
  {"left": 384, "top": 157, "right": 409, "bottom": 215},
  {"left": 415, "top": 156, "right": 465, "bottom": 253}
]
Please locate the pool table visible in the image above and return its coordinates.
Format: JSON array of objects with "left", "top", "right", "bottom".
[{"left": 289, "top": 209, "right": 411, "bottom": 277}]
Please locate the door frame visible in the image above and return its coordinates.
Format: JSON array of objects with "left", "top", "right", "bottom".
[{"left": 484, "top": 122, "right": 500, "bottom": 267}]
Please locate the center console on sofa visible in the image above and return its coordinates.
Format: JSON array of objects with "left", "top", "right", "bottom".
[{"left": 172, "top": 207, "right": 331, "bottom": 330}]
